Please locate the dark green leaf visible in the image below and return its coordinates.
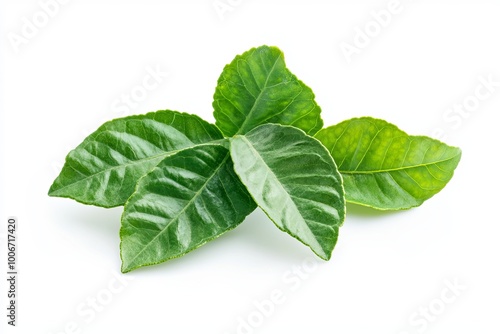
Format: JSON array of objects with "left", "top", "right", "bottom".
[
  {"left": 213, "top": 45, "right": 323, "bottom": 137},
  {"left": 48, "top": 110, "right": 223, "bottom": 207},
  {"left": 315, "top": 117, "right": 462, "bottom": 210},
  {"left": 120, "top": 143, "right": 256, "bottom": 272},
  {"left": 230, "top": 124, "right": 345, "bottom": 260}
]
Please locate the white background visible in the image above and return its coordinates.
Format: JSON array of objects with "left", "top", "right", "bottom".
[{"left": 1, "top": 1, "right": 499, "bottom": 333}]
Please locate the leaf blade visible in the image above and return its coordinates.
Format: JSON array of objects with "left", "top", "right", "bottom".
[
  {"left": 213, "top": 45, "right": 323, "bottom": 137},
  {"left": 315, "top": 117, "right": 462, "bottom": 210},
  {"left": 120, "top": 143, "right": 256, "bottom": 273},
  {"left": 230, "top": 124, "right": 345, "bottom": 260},
  {"left": 48, "top": 110, "right": 223, "bottom": 207}
]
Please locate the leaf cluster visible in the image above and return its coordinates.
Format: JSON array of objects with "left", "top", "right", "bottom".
[{"left": 49, "top": 46, "right": 461, "bottom": 272}]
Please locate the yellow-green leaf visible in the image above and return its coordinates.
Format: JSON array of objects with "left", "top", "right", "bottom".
[{"left": 315, "top": 117, "right": 462, "bottom": 210}]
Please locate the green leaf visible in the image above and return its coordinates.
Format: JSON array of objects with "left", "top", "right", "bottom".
[
  {"left": 213, "top": 45, "right": 323, "bottom": 137},
  {"left": 315, "top": 117, "right": 462, "bottom": 210},
  {"left": 230, "top": 124, "right": 345, "bottom": 260},
  {"left": 48, "top": 110, "right": 223, "bottom": 208},
  {"left": 120, "top": 143, "right": 256, "bottom": 273}
]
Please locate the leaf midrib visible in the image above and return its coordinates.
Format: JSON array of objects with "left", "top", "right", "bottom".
[
  {"left": 340, "top": 154, "right": 460, "bottom": 175},
  {"left": 236, "top": 52, "right": 282, "bottom": 135}
]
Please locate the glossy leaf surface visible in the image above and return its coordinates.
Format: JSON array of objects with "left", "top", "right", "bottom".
[
  {"left": 213, "top": 45, "right": 323, "bottom": 137},
  {"left": 48, "top": 110, "right": 223, "bottom": 207},
  {"left": 120, "top": 144, "right": 256, "bottom": 272},
  {"left": 230, "top": 124, "right": 345, "bottom": 260},
  {"left": 315, "top": 117, "right": 462, "bottom": 210}
]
